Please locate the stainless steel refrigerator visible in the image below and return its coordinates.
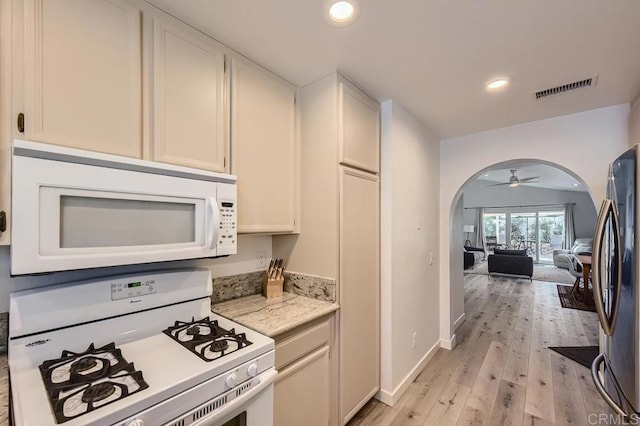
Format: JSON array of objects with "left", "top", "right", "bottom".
[{"left": 592, "top": 146, "right": 638, "bottom": 418}]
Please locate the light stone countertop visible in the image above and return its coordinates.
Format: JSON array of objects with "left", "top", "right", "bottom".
[
  {"left": 211, "top": 292, "right": 339, "bottom": 338},
  {"left": 0, "top": 354, "right": 8, "bottom": 426}
]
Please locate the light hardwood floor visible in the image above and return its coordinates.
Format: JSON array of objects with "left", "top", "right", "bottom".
[{"left": 348, "top": 273, "right": 604, "bottom": 425}]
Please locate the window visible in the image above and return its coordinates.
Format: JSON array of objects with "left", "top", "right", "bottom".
[{"left": 483, "top": 207, "right": 565, "bottom": 263}]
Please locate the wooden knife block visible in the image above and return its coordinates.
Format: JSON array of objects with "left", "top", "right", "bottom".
[{"left": 263, "top": 272, "right": 284, "bottom": 298}]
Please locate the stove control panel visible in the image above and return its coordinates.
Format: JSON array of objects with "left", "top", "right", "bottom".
[{"left": 111, "top": 279, "right": 157, "bottom": 301}]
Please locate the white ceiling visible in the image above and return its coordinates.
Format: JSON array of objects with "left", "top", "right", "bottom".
[
  {"left": 479, "top": 163, "right": 585, "bottom": 192},
  {"left": 148, "top": 0, "right": 640, "bottom": 138}
]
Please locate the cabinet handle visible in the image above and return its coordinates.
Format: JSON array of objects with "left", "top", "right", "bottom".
[
  {"left": 17, "top": 113, "right": 25, "bottom": 133},
  {"left": 0, "top": 211, "right": 5, "bottom": 233}
]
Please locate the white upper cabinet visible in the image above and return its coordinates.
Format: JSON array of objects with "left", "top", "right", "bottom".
[
  {"left": 22, "top": 0, "right": 142, "bottom": 157},
  {"left": 339, "top": 80, "right": 380, "bottom": 174},
  {"left": 230, "top": 57, "right": 297, "bottom": 233},
  {"left": 151, "top": 16, "right": 227, "bottom": 172}
]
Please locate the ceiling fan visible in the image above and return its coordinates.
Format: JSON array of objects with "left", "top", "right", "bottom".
[{"left": 487, "top": 169, "right": 540, "bottom": 187}]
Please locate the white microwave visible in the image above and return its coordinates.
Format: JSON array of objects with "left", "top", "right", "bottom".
[{"left": 11, "top": 140, "right": 237, "bottom": 275}]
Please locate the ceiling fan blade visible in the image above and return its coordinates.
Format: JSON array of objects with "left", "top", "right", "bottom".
[
  {"left": 486, "top": 182, "right": 512, "bottom": 187},
  {"left": 518, "top": 176, "right": 540, "bottom": 183}
]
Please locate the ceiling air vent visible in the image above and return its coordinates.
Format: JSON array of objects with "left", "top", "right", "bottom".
[{"left": 534, "top": 75, "right": 598, "bottom": 99}]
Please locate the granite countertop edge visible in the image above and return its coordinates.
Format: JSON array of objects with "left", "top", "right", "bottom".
[
  {"left": 211, "top": 292, "right": 339, "bottom": 338},
  {"left": 1, "top": 353, "right": 8, "bottom": 426}
]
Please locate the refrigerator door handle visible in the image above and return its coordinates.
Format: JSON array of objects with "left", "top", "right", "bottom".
[
  {"left": 592, "top": 199, "right": 622, "bottom": 336},
  {"left": 592, "top": 352, "right": 627, "bottom": 418}
]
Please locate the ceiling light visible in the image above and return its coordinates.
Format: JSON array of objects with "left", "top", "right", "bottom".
[
  {"left": 486, "top": 77, "right": 513, "bottom": 91},
  {"left": 572, "top": 183, "right": 579, "bottom": 187},
  {"left": 327, "top": 0, "right": 358, "bottom": 25},
  {"left": 484, "top": 174, "right": 489, "bottom": 177},
  {"left": 509, "top": 182, "right": 519, "bottom": 188}
]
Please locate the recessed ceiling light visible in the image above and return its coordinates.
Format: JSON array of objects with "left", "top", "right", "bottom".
[
  {"left": 484, "top": 174, "right": 489, "bottom": 177},
  {"left": 572, "top": 183, "right": 579, "bottom": 187},
  {"left": 486, "top": 77, "right": 513, "bottom": 91},
  {"left": 326, "top": 0, "right": 358, "bottom": 25}
]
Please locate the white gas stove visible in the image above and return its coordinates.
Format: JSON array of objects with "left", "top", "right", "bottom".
[{"left": 8, "top": 269, "right": 276, "bottom": 426}]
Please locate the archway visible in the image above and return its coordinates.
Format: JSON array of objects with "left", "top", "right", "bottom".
[{"left": 443, "top": 158, "right": 599, "bottom": 348}]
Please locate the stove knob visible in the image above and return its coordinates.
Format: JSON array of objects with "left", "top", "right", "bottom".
[
  {"left": 247, "top": 363, "right": 258, "bottom": 377},
  {"left": 225, "top": 373, "right": 237, "bottom": 388},
  {"left": 127, "top": 420, "right": 145, "bottom": 426}
]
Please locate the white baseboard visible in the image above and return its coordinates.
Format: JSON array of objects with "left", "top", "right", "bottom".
[
  {"left": 440, "top": 334, "right": 457, "bottom": 350},
  {"left": 454, "top": 312, "right": 466, "bottom": 331},
  {"left": 375, "top": 339, "right": 440, "bottom": 407}
]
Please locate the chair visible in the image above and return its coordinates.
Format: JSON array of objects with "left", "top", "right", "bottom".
[
  {"left": 485, "top": 236, "right": 497, "bottom": 254},
  {"left": 563, "top": 254, "right": 583, "bottom": 295},
  {"left": 553, "top": 238, "right": 593, "bottom": 269}
]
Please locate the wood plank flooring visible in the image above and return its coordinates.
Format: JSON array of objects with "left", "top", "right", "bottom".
[{"left": 348, "top": 273, "right": 604, "bottom": 426}]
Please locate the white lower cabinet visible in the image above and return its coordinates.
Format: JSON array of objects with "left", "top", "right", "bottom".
[{"left": 273, "top": 315, "right": 336, "bottom": 425}]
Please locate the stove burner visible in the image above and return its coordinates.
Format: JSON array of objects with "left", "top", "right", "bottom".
[
  {"left": 39, "top": 343, "right": 148, "bottom": 424},
  {"left": 81, "top": 382, "right": 116, "bottom": 404},
  {"left": 69, "top": 357, "right": 98, "bottom": 374},
  {"left": 186, "top": 325, "right": 201, "bottom": 336},
  {"left": 209, "top": 340, "right": 229, "bottom": 352},
  {"left": 163, "top": 316, "right": 252, "bottom": 362}
]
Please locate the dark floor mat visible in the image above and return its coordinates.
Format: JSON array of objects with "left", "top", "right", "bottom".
[
  {"left": 549, "top": 346, "right": 599, "bottom": 369},
  {"left": 556, "top": 284, "right": 596, "bottom": 312}
]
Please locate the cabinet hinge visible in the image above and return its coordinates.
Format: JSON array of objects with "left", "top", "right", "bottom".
[{"left": 17, "top": 113, "right": 25, "bottom": 133}]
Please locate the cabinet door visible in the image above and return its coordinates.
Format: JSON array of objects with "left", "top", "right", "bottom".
[
  {"left": 23, "top": 0, "right": 141, "bottom": 157},
  {"left": 152, "top": 17, "right": 226, "bottom": 172},
  {"left": 230, "top": 58, "right": 297, "bottom": 233},
  {"left": 339, "top": 166, "right": 379, "bottom": 423},
  {"left": 274, "top": 346, "right": 330, "bottom": 426},
  {"left": 338, "top": 80, "right": 379, "bottom": 174}
]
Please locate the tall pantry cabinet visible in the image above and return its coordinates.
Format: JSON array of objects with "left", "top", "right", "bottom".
[{"left": 274, "top": 72, "right": 380, "bottom": 425}]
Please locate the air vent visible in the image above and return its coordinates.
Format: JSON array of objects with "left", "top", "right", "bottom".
[
  {"left": 535, "top": 75, "right": 598, "bottom": 99},
  {"left": 235, "top": 381, "right": 253, "bottom": 397}
]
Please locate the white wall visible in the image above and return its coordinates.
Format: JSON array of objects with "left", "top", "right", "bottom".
[
  {"left": 439, "top": 103, "right": 629, "bottom": 344},
  {"left": 0, "top": 235, "right": 272, "bottom": 312},
  {"left": 450, "top": 196, "right": 465, "bottom": 330},
  {"left": 379, "top": 100, "right": 440, "bottom": 405},
  {"left": 461, "top": 181, "right": 597, "bottom": 240}
]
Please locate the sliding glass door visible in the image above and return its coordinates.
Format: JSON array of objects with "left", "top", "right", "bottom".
[
  {"left": 483, "top": 207, "right": 565, "bottom": 264},
  {"left": 510, "top": 212, "right": 537, "bottom": 256},
  {"left": 483, "top": 212, "right": 506, "bottom": 252},
  {"left": 538, "top": 210, "right": 565, "bottom": 263}
]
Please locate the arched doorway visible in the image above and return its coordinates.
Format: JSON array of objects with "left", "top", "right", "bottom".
[{"left": 442, "top": 159, "right": 598, "bottom": 348}]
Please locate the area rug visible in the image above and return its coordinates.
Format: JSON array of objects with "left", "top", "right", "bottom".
[
  {"left": 465, "top": 262, "right": 574, "bottom": 284},
  {"left": 549, "top": 346, "right": 599, "bottom": 369},
  {"left": 556, "top": 284, "right": 596, "bottom": 312}
]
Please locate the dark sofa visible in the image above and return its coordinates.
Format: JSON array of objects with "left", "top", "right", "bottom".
[
  {"left": 487, "top": 249, "right": 533, "bottom": 279},
  {"left": 463, "top": 246, "right": 485, "bottom": 270},
  {"left": 464, "top": 251, "right": 474, "bottom": 269}
]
